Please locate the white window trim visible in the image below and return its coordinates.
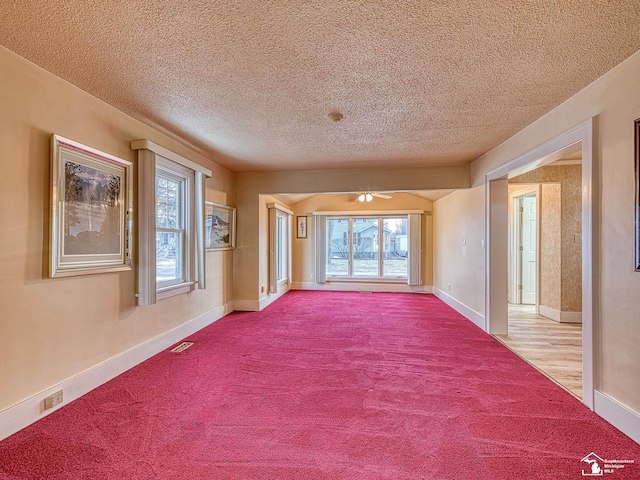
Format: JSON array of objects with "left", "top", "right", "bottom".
[
  {"left": 131, "top": 140, "right": 212, "bottom": 176},
  {"left": 267, "top": 203, "right": 292, "bottom": 294},
  {"left": 157, "top": 281, "right": 196, "bottom": 301},
  {"left": 276, "top": 213, "right": 287, "bottom": 283},
  {"left": 133, "top": 140, "right": 211, "bottom": 306},
  {"left": 155, "top": 160, "right": 191, "bottom": 290}
]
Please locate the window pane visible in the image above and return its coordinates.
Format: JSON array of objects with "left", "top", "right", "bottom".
[
  {"left": 353, "top": 218, "right": 379, "bottom": 277},
  {"left": 326, "top": 218, "right": 348, "bottom": 276},
  {"left": 156, "top": 175, "right": 180, "bottom": 228},
  {"left": 383, "top": 218, "right": 408, "bottom": 278},
  {"left": 156, "top": 231, "right": 183, "bottom": 283}
]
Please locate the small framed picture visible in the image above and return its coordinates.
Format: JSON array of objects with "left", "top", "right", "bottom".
[
  {"left": 50, "top": 134, "right": 132, "bottom": 277},
  {"left": 206, "top": 202, "right": 236, "bottom": 250},
  {"left": 297, "top": 216, "right": 307, "bottom": 238},
  {"left": 635, "top": 119, "right": 640, "bottom": 271}
]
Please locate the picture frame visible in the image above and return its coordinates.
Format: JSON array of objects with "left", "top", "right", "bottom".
[
  {"left": 635, "top": 119, "right": 640, "bottom": 271},
  {"left": 296, "top": 215, "right": 308, "bottom": 239},
  {"left": 50, "top": 134, "right": 132, "bottom": 277},
  {"left": 206, "top": 201, "right": 236, "bottom": 250}
]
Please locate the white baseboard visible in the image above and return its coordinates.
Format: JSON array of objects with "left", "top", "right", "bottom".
[
  {"left": 291, "top": 282, "right": 432, "bottom": 294},
  {"left": 539, "top": 305, "right": 582, "bottom": 323},
  {"left": 432, "top": 287, "right": 486, "bottom": 330},
  {"left": 594, "top": 390, "right": 640, "bottom": 444},
  {"left": 0, "top": 303, "right": 232, "bottom": 442}
]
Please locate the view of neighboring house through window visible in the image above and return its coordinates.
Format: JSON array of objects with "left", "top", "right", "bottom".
[{"left": 326, "top": 216, "right": 408, "bottom": 279}]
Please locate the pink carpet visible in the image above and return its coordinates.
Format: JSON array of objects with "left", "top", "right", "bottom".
[{"left": 0, "top": 291, "right": 638, "bottom": 479}]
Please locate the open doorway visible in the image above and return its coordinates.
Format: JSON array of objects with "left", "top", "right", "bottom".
[
  {"left": 500, "top": 163, "right": 583, "bottom": 399},
  {"left": 484, "top": 119, "right": 594, "bottom": 409}
]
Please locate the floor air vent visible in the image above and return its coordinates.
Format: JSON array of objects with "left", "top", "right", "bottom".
[{"left": 170, "top": 342, "right": 194, "bottom": 353}]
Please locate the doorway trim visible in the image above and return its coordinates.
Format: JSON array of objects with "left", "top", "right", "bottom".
[
  {"left": 484, "top": 118, "right": 595, "bottom": 409},
  {"left": 508, "top": 185, "right": 541, "bottom": 309}
]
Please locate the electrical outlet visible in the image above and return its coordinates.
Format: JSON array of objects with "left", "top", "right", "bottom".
[
  {"left": 448, "top": 284, "right": 451, "bottom": 291},
  {"left": 261, "top": 286, "right": 265, "bottom": 293},
  {"left": 44, "top": 390, "right": 63, "bottom": 410}
]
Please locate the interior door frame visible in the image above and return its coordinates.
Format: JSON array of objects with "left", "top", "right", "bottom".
[
  {"left": 508, "top": 185, "right": 541, "bottom": 310},
  {"left": 485, "top": 118, "right": 595, "bottom": 409}
]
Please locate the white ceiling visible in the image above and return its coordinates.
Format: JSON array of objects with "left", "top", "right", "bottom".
[{"left": 2, "top": 1, "right": 640, "bottom": 173}]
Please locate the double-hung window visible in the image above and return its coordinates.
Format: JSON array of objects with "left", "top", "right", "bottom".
[
  {"left": 133, "top": 140, "right": 211, "bottom": 305},
  {"left": 155, "top": 161, "right": 190, "bottom": 288}
]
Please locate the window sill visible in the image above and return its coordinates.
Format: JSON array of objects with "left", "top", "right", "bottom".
[
  {"left": 325, "top": 277, "right": 407, "bottom": 284},
  {"left": 157, "top": 281, "right": 195, "bottom": 300}
]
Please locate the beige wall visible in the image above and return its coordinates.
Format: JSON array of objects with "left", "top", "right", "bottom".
[
  {"left": 510, "top": 165, "right": 582, "bottom": 312},
  {"left": 233, "top": 179, "right": 260, "bottom": 306},
  {"left": 290, "top": 193, "right": 434, "bottom": 287},
  {"left": 0, "top": 47, "right": 234, "bottom": 412},
  {"left": 540, "top": 184, "right": 562, "bottom": 310},
  {"left": 434, "top": 50, "right": 640, "bottom": 413},
  {"left": 433, "top": 186, "right": 486, "bottom": 314}
]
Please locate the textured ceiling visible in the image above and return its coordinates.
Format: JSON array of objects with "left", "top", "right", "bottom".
[{"left": 2, "top": 1, "right": 640, "bottom": 172}]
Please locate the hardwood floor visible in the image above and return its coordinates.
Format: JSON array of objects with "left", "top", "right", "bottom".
[{"left": 495, "top": 304, "right": 582, "bottom": 399}]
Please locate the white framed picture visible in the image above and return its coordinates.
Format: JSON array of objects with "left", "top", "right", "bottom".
[{"left": 50, "top": 134, "right": 132, "bottom": 277}]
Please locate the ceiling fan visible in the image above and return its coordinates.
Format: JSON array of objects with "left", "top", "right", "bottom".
[{"left": 356, "top": 192, "right": 393, "bottom": 203}]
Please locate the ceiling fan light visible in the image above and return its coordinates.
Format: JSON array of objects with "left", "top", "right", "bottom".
[
  {"left": 365, "top": 193, "right": 373, "bottom": 202},
  {"left": 357, "top": 193, "right": 366, "bottom": 202}
]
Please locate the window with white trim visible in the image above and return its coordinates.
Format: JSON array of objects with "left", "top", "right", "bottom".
[
  {"left": 155, "top": 160, "right": 191, "bottom": 288},
  {"left": 268, "top": 203, "right": 292, "bottom": 293},
  {"left": 314, "top": 212, "right": 422, "bottom": 286},
  {"left": 325, "top": 216, "right": 408, "bottom": 280},
  {"left": 133, "top": 140, "right": 211, "bottom": 306},
  {"left": 276, "top": 212, "right": 288, "bottom": 282}
]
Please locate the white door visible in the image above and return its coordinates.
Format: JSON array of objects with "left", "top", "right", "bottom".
[{"left": 520, "top": 194, "right": 537, "bottom": 304}]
